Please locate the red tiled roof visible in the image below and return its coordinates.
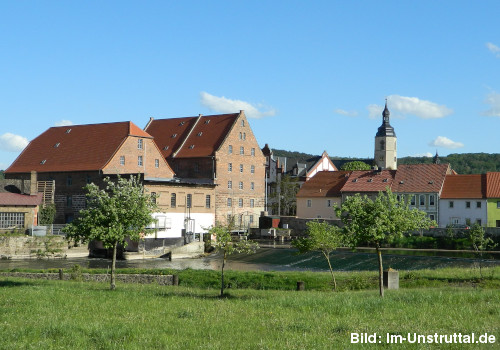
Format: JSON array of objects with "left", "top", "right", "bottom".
[
  {"left": 145, "top": 113, "right": 240, "bottom": 158},
  {"left": 486, "top": 172, "right": 500, "bottom": 198},
  {"left": 0, "top": 193, "right": 43, "bottom": 206},
  {"left": 391, "top": 164, "right": 451, "bottom": 193},
  {"left": 6, "top": 122, "right": 152, "bottom": 173},
  {"left": 441, "top": 174, "right": 486, "bottom": 199},
  {"left": 340, "top": 170, "right": 396, "bottom": 193},
  {"left": 297, "top": 171, "right": 351, "bottom": 198}
]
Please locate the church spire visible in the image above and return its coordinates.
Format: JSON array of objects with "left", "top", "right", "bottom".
[
  {"left": 433, "top": 150, "right": 440, "bottom": 164},
  {"left": 376, "top": 100, "right": 396, "bottom": 137}
]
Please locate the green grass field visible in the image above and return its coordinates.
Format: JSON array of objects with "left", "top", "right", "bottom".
[{"left": 1, "top": 268, "right": 499, "bottom": 349}]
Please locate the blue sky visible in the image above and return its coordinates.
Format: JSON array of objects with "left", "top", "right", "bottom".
[{"left": 1, "top": 1, "right": 500, "bottom": 170}]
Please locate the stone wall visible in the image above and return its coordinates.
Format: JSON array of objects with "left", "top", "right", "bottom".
[
  {"left": 0, "top": 236, "right": 67, "bottom": 259},
  {"left": 0, "top": 272, "right": 175, "bottom": 285}
]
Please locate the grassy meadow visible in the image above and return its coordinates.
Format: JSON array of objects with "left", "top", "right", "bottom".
[{"left": 1, "top": 267, "right": 499, "bottom": 349}]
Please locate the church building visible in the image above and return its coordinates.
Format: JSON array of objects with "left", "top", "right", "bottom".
[{"left": 374, "top": 101, "right": 397, "bottom": 170}]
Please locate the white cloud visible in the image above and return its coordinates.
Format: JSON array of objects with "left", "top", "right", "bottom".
[
  {"left": 482, "top": 91, "right": 500, "bottom": 117},
  {"left": 200, "top": 92, "right": 276, "bottom": 119},
  {"left": 334, "top": 108, "right": 358, "bottom": 117},
  {"left": 413, "top": 152, "right": 434, "bottom": 157},
  {"left": 0, "top": 133, "right": 29, "bottom": 152},
  {"left": 55, "top": 120, "right": 73, "bottom": 126},
  {"left": 428, "top": 136, "right": 464, "bottom": 149},
  {"left": 486, "top": 42, "right": 500, "bottom": 58},
  {"left": 368, "top": 96, "right": 452, "bottom": 119}
]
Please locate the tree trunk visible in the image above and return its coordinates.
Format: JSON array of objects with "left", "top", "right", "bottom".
[
  {"left": 220, "top": 251, "right": 226, "bottom": 297},
  {"left": 111, "top": 241, "right": 117, "bottom": 290},
  {"left": 376, "top": 244, "right": 384, "bottom": 298},
  {"left": 323, "top": 251, "right": 337, "bottom": 291}
]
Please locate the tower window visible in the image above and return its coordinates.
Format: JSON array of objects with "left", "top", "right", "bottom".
[{"left": 380, "top": 140, "right": 385, "bottom": 151}]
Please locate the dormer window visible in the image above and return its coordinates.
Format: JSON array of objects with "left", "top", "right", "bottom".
[
  {"left": 163, "top": 146, "right": 169, "bottom": 150},
  {"left": 40, "top": 160, "right": 46, "bottom": 164},
  {"left": 65, "top": 129, "right": 71, "bottom": 134},
  {"left": 197, "top": 132, "right": 203, "bottom": 136},
  {"left": 368, "top": 179, "right": 373, "bottom": 182},
  {"left": 172, "top": 134, "right": 177, "bottom": 138},
  {"left": 179, "top": 121, "right": 185, "bottom": 126},
  {"left": 54, "top": 143, "right": 60, "bottom": 148},
  {"left": 205, "top": 119, "right": 210, "bottom": 124},
  {"left": 383, "top": 178, "right": 388, "bottom": 182},
  {"left": 189, "top": 145, "right": 195, "bottom": 149}
]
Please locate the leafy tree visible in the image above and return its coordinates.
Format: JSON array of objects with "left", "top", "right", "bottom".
[
  {"left": 64, "top": 176, "right": 156, "bottom": 290},
  {"left": 270, "top": 174, "right": 299, "bottom": 216},
  {"left": 469, "top": 223, "right": 497, "bottom": 279},
  {"left": 335, "top": 189, "right": 434, "bottom": 297},
  {"left": 38, "top": 203, "right": 57, "bottom": 226},
  {"left": 208, "top": 218, "right": 258, "bottom": 297},
  {"left": 340, "top": 161, "right": 372, "bottom": 171},
  {"left": 292, "top": 220, "right": 344, "bottom": 290}
]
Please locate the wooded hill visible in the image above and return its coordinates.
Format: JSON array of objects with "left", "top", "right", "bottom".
[{"left": 272, "top": 149, "right": 500, "bottom": 175}]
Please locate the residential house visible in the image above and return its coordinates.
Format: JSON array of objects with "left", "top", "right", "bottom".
[
  {"left": 439, "top": 174, "right": 487, "bottom": 227},
  {"left": 5, "top": 121, "right": 215, "bottom": 238},
  {"left": 486, "top": 172, "right": 500, "bottom": 227},
  {"left": 296, "top": 171, "right": 350, "bottom": 219},
  {"left": 340, "top": 169, "right": 396, "bottom": 201},
  {"left": 145, "top": 111, "right": 266, "bottom": 228},
  {"left": 392, "top": 164, "right": 453, "bottom": 224}
]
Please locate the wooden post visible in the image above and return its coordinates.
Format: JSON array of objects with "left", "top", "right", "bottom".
[
  {"left": 172, "top": 274, "right": 179, "bottom": 286},
  {"left": 296, "top": 281, "right": 305, "bottom": 291},
  {"left": 58, "top": 269, "right": 64, "bottom": 280}
]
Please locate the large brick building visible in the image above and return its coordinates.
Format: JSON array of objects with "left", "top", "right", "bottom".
[
  {"left": 145, "top": 111, "right": 266, "bottom": 227},
  {"left": 4, "top": 121, "right": 216, "bottom": 237}
]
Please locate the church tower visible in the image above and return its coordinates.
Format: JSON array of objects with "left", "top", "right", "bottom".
[{"left": 374, "top": 100, "right": 397, "bottom": 170}]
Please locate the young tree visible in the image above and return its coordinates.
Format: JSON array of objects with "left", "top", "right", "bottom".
[
  {"left": 340, "top": 161, "right": 372, "bottom": 171},
  {"left": 64, "top": 176, "right": 156, "bottom": 290},
  {"left": 469, "top": 223, "right": 497, "bottom": 279},
  {"left": 292, "top": 220, "right": 344, "bottom": 290},
  {"left": 270, "top": 174, "right": 299, "bottom": 216},
  {"left": 208, "top": 219, "right": 258, "bottom": 297},
  {"left": 335, "top": 189, "right": 434, "bottom": 297}
]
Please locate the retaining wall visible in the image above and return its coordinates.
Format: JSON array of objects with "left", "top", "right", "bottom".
[{"left": 0, "top": 272, "right": 175, "bottom": 285}]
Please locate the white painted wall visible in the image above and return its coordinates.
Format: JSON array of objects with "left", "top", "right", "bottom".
[
  {"left": 296, "top": 197, "right": 340, "bottom": 219},
  {"left": 145, "top": 212, "right": 215, "bottom": 238},
  {"left": 438, "top": 199, "right": 487, "bottom": 227},
  {"left": 307, "top": 157, "right": 336, "bottom": 180}
]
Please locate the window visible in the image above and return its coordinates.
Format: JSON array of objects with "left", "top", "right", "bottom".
[
  {"left": 250, "top": 199, "right": 254, "bottom": 208},
  {"left": 120, "top": 156, "right": 125, "bottom": 166},
  {"left": 465, "top": 218, "right": 471, "bottom": 226},
  {"left": 194, "top": 163, "right": 199, "bottom": 173},
  {"left": 151, "top": 192, "right": 157, "bottom": 204},
  {"left": 497, "top": 201, "right": 500, "bottom": 209},
  {"left": 228, "top": 163, "right": 232, "bottom": 172},
  {"left": 0, "top": 212, "right": 25, "bottom": 229},
  {"left": 477, "top": 201, "right": 482, "bottom": 208},
  {"left": 410, "top": 195, "right": 416, "bottom": 206},
  {"left": 429, "top": 214, "right": 435, "bottom": 221},
  {"left": 67, "top": 175, "right": 72, "bottom": 186},
  {"left": 249, "top": 215, "right": 254, "bottom": 224},
  {"left": 228, "top": 145, "right": 233, "bottom": 154},
  {"left": 251, "top": 148, "right": 255, "bottom": 156},
  {"left": 251, "top": 165, "right": 255, "bottom": 174},
  {"left": 241, "top": 120, "right": 245, "bottom": 127},
  {"left": 138, "top": 156, "right": 143, "bottom": 166},
  {"left": 86, "top": 175, "right": 92, "bottom": 184},
  {"left": 138, "top": 139, "right": 143, "bottom": 149},
  {"left": 307, "top": 200, "right": 312, "bottom": 207},
  {"left": 155, "top": 159, "right": 159, "bottom": 168},
  {"left": 429, "top": 195, "right": 435, "bottom": 206},
  {"left": 243, "top": 133, "right": 246, "bottom": 140},
  {"left": 238, "top": 198, "right": 243, "bottom": 208},
  {"left": 449, "top": 201, "right": 454, "bottom": 208},
  {"left": 380, "top": 140, "right": 385, "bottom": 151},
  {"left": 228, "top": 181, "right": 232, "bottom": 189},
  {"left": 251, "top": 182, "right": 254, "bottom": 190},
  {"left": 239, "top": 181, "right": 243, "bottom": 190},
  {"left": 187, "top": 194, "right": 192, "bottom": 208},
  {"left": 240, "top": 146, "right": 244, "bottom": 155},
  {"left": 206, "top": 195, "right": 211, "bottom": 209},
  {"left": 66, "top": 195, "right": 73, "bottom": 208},
  {"left": 327, "top": 199, "right": 332, "bottom": 207},
  {"left": 170, "top": 193, "right": 176, "bottom": 208},
  {"left": 476, "top": 219, "right": 482, "bottom": 226},
  {"left": 466, "top": 201, "right": 471, "bottom": 208},
  {"left": 240, "top": 164, "right": 243, "bottom": 173},
  {"left": 419, "top": 195, "right": 425, "bottom": 206},
  {"left": 227, "top": 198, "right": 232, "bottom": 207},
  {"left": 239, "top": 132, "right": 242, "bottom": 140}
]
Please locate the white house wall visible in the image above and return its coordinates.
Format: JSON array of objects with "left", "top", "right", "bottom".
[
  {"left": 296, "top": 198, "right": 340, "bottom": 219},
  {"left": 438, "top": 199, "right": 487, "bottom": 227},
  {"left": 146, "top": 212, "right": 214, "bottom": 238},
  {"left": 307, "top": 157, "right": 336, "bottom": 180}
]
